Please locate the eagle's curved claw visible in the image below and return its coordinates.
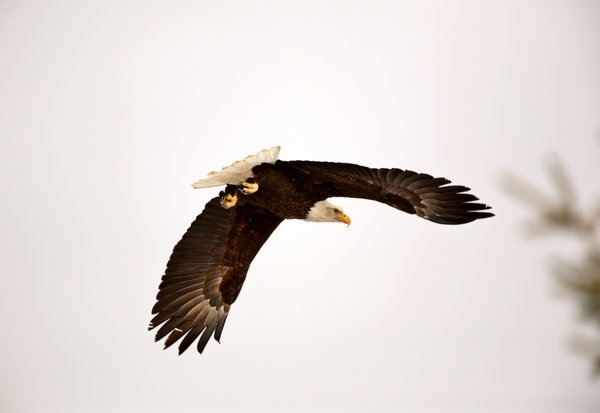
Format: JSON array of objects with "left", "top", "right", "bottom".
[
  {"left": 241, "top": 180, "right": 259, "bottom": 195},
  {"left": 220, "top": 192, "right": 238, "bottom": 209}
]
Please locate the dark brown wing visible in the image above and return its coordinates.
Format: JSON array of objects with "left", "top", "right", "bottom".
[
  {"left": 284, "top": 161, "right": 494, "bottom": 224},
  {"left": 149, "top": 197, "right": 283, "bottom": 355}
]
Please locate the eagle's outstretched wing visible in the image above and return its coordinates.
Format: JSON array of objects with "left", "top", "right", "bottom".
[
  {"left": 149, "top": 197, "right": 283, "bottom": 355},
  {"left": 285, "top": 161, "right": 494, "bottom": 224}
]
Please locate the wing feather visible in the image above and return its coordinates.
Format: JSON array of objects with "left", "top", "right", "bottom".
[
  {"left": 177, "top": 325, "right": 205, "bottom": 353},
  {"left": 285, "top": 161, "right": 493, "bottom": 224},
  {"left": 149, "top": 197, "right": 282, "bottom": 355},
  {"left": 214, "top": 309, "right": 228, "bottom": 342}
]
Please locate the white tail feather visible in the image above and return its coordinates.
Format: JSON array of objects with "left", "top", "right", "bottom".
[{"left": 191, "top": 146, "right": 281, "bottom": 188}]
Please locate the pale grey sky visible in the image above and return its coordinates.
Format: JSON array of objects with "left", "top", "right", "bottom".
[{"left": 1, "top": 1, "right": 599, "bottom": 412}]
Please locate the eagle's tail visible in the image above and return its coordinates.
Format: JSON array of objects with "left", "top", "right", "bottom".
[{"left": 191, "top": 146, "right": 281, "bottom": 189}]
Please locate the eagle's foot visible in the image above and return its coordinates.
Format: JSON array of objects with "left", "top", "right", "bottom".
[
  {"left": 220, "top": 192, "right": 238, "bottom": 209},
  {"left": 241, "top": 179, "right": 259, "bottom": 195}
]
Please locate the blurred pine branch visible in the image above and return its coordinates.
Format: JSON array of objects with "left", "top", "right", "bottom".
[{"left": 502, "top": 153, "right": 600, "bottom": 375}]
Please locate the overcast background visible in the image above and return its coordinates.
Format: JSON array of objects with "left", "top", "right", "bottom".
[{"left": 1, "top": 1, "right": 599, "bottom": 412}]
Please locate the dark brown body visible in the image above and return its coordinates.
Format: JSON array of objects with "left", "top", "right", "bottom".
[{"left": 228, "top": 161, "right": 324, "bottom": 219}]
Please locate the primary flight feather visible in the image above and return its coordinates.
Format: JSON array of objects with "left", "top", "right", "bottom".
[{"left": 149, "top": 146, "right": 493, "bottom": 355}]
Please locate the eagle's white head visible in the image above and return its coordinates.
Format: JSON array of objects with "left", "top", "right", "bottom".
[{"left": 304, "top": 200, "right": 351, "bottom": 225}]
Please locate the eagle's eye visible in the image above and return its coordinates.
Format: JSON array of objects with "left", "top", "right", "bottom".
[{"left": 333, "top": 208, "right": 340, "bottom": 214}]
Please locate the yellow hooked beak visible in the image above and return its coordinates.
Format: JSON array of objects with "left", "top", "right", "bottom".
[{"left": 336, "top": 212, "right": 351, "bottom": 226}]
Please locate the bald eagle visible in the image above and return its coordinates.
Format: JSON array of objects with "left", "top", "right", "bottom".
[{"left": 149, "top": 146, "right": 493, "bottom": 355}]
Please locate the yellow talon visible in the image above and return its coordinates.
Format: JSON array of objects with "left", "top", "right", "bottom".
[
  {"left": 220, "top": 193, "right": 238, "bottom": 209},
  {"left": 241, "top": 180, "right": 259, "bottom": 195}
]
